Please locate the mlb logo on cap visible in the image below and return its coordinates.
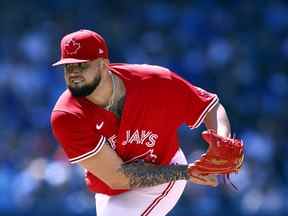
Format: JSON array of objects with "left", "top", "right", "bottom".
[{"left": 52, "top": 29, "right": 109, "bottom": 66}]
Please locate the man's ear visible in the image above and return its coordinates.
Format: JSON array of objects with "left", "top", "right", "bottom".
[
  {"left": 103, "top": 59, "right": 110, "bottom": 68},
  {"left": 99, "top": 58, "right": 109, "bottom": 70},
  {"left": 96, "top": 59, "right": 104, "bottom": 71}
]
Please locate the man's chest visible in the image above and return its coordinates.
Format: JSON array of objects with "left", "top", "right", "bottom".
[
  {"left": 92, "top": 105, "right": 178, "bottom": 164},
  {"left": 91, "top": 84, "right": 181, "bottom": 163}
]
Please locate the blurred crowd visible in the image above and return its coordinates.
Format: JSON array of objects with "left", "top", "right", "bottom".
[{"left": 0, "top": 0, "right": 288, "bottom": 215}]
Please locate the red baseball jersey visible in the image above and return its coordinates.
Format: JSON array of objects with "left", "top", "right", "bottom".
[{"left": 51, "top": 64, "right": 219, "bottom": 195}]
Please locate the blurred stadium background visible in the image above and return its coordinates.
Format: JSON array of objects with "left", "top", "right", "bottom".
[{"left": 1, "top": 0, "right": 287, "bottom": 215}]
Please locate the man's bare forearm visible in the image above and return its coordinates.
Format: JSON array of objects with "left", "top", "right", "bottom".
[
  {"left": 118, "top": 161, "right": 190, "bottom": 189},
  {"left": 204, "top": 103, "right": 231, "bottom": 137}
]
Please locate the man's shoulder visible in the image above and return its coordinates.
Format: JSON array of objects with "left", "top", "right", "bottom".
[
  {"left": 110, "top": 64, "right": 191, "bottom": 98},
  {"left": 52, "top": 90, "right": 89, "bottom": 115},
  {"left": 110, "top": 63, "right": 170, "bottom": 71},
  {"left": 109, "top": 63, "right": 174, "bottom": 79}
]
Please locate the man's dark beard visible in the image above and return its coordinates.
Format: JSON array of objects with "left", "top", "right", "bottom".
[{"left": 69, "top": 76, "right": 101, "bottom": 97}]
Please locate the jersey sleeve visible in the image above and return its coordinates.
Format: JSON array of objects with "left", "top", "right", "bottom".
[
  {"left": 173, "top": 75, "right": 219, "bottom": 129},
  {"left": 51, "top": 111, "right": 106, "bottom": 164}
]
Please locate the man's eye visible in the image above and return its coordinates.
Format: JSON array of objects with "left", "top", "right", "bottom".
[
  {"left": 79, "top": 63, "right": 88, "bottom": 70},
  {"left": 65, "top": 64, "right": 72, "bottom": 69}
]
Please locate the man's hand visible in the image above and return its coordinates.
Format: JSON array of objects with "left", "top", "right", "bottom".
[{"left": 188, "top": 129, "right": 244, "bottom": 176}]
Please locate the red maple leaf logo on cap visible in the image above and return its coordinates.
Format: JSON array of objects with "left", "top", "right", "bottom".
[{"left": 64, "top": 39, "right": 81, "bottom": 55}]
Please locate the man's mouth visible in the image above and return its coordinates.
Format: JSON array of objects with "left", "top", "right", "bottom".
[
  {"left": 70, "top": 77, "right": 84, "bottom": 84},
  {"left": 72, "top": 80, "right": 83, "bottom": 84}
]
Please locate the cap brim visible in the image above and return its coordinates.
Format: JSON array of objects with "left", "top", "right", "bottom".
[{"left": 52, "top": 58, "right": 89, "bottom": 66}]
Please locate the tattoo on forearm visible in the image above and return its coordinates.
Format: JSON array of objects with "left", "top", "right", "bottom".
[{"left": 118, "top": 161, "right": 190, "bottom": 188}]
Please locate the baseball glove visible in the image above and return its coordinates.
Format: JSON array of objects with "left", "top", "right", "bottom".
[{"left": 188, "top": 129, "right": 244, "bottom": 186}]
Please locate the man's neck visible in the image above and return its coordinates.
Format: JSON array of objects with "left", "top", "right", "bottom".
[{"left": 86, "top": 71, "right": 113, "bottom": 107}]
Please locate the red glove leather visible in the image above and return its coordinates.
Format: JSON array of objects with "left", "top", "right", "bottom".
[{"left": 188, "top": 129, "right": 244, "bottom": 176}]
